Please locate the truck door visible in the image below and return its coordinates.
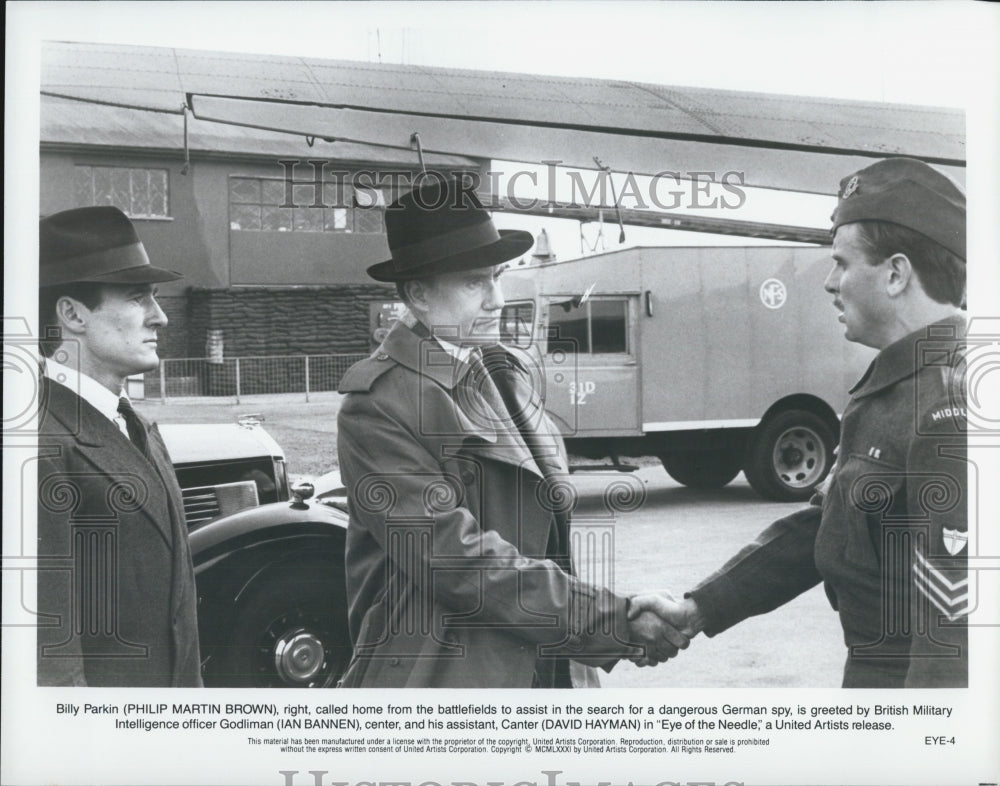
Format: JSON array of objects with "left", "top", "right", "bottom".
[{"left": 540, "top": 294, "right": 641, "bottom": 436}]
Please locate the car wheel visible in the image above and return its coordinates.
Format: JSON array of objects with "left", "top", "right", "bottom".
[
  {"left": 743, "top": 409, "right": 836, "bottom": 501},
  {"left": 210, "top": 562, "right": 351, "bottom": 688},
  {"left": 660, "top": 449, "right": 742, "bottom": 489}
]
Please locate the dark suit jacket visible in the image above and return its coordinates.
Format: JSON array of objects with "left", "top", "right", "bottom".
[{"left": 36, "top": 378, "right": 202, "bottom": 686}]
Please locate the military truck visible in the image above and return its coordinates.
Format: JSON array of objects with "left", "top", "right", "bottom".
[{"left": 499, "top": 245, "right": 875, "bottom": 501}]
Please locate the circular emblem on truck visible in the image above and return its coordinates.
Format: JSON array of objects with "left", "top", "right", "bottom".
[{"left": 760, "top": 278, "right": 787, "bottom": 310}]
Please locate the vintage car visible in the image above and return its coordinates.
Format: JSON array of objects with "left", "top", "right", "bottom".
[{"left": 158, "top": 418, "right": 351, "bottom": 688}]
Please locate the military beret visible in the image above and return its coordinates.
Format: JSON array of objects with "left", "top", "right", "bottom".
[
  {"left": 831, "top": 157, "right": 965, "bottom": 260},
  {"left": 40, "top": 206, "right": 182, "bottom": 287}
]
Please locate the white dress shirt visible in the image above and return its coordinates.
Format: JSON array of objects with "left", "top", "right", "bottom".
[{"left": 44, "top": 359, "right": 133, "bottom": 441}]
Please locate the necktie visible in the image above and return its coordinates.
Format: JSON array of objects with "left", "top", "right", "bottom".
[{"left": 117, "top": 397, "right": 148, "bottom": 456}]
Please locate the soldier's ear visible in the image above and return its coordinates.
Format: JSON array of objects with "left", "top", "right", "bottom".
[{"left": 885, "top": 253, "right": 913, "bottom": 298}]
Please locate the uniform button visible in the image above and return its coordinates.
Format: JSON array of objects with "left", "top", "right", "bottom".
[
  {"left": 376, "top": 353, "right": 389, "bottom": 361},
  {"left": 390, "top": 657, "right": 400, "bottom": 667},
  {"left": 444, "top": 633, "right": 458, "bottom": 645},
  {"left": 566, "top": 634, "right": 583, "bottom": 652},
  {"left": 460, "top": 470, "right": 475, "bottom": 485}
]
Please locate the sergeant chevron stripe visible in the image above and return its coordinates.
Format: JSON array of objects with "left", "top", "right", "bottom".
[{"left": 913, "top": 549, "right": 969, "bottom": 621}]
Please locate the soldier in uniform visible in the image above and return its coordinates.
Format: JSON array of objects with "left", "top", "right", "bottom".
[
  {"left": 633, "top": 158, "right": 968, "bottom": 688},
  {"left": 336, "top": 176, "right": 690, "bottom": 688}
]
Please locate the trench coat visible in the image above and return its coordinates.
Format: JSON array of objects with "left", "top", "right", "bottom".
[
  {"left": 336, "top": 322, "right": 640, "bottom": 688},
  {"left": 688, "top": 316, "right": 968, "bottom": 688},
  {"left": 36, "top": 378, "right": 202, "bottom": 687}
]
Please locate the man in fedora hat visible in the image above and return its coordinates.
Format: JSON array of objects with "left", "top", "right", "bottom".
[
  {"left": 36, "top": 206, "right": 202, "bottom": 686},
  {"left": 337, "top": 175, "right": 690, "bottom": 688},
  {"left": 631, "top": 158, "right": 968, "bottom": 688}
]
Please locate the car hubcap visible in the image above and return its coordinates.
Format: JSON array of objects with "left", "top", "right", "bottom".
[
  {"left": 274, "top": 629, "right": 326, "bottom": 685},
  {"left": 772, "top": 426, "right": 826, "bottom": 489}
]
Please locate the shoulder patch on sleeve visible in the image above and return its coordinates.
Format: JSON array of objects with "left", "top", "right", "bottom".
[{"left": 338, "top": 354, "right": 397, "bottom": 393}]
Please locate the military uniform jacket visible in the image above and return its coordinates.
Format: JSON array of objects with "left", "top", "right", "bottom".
[
  {"left": 37, "top": 378, "right": 202, "bottom": 687},
  {"left": 336, "top": 322, "right": 640, "bottom": 688},
  {"left": 689, "top": 316, "right": 967, "bottom": 688}
]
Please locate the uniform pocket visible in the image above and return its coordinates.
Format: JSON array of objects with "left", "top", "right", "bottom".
[{"left": 836, "top": 453, "right": 906, "bottom": 569}]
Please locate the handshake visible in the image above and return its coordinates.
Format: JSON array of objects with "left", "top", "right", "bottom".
[{"left": 626, "top": 591, "right": 705, "bottom": 667}]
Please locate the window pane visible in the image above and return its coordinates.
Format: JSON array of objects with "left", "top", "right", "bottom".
[
  {"left": 324, "top": 207, "right": 347, "bottom": 231},
  {"left": 324, "top": 180, "right": 350, "bottom": 209},
  {"left": 354, "top": 206, "right": 385, "bottom": 234},
  {"left": 231, "top": 204, "right": 261, "bottom": 230},
  {"left": 292, "top": 182, "right": 322, "bottom": 208},
  {"left": 149, "top": 170, "right": 168, "bottom": 216},
  {"left": 131, "top": 170, "right": 151, "bottom": 216},
  {"left": 262, "top": 179, "right": 286, "bottom": 205},
  {"left": 74, "top": 167, "right": 93, "bottom": 206},
  {"left": 293, "top": 206, "right": 324, "bottom": 232},
  {"left": 109, "top": 168, "right": 132, "bottom": 212},
  {"left": 547, "top": 300, "right": 589, "bottom": 354},
  {"left": 261, "top": 205, "right": 293, "bottom": 231},
  {"left": 590, "top": 300, "right": 628, "bottom": 353},
  {"left": 93, "top": 167, "right": 113, "bottom": 205},
  {"left": 230, "top": 178, "right": 261, "bottom": 204}
]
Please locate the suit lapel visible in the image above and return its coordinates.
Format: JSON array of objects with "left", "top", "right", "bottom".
[{"left": 42, "top": 380, "right": 174, "bottom": 548}]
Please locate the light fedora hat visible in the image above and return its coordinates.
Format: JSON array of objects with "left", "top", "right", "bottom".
[
  {"left": 367, "top": 175, "right": 534, "bottom": 282},
  {"left": 40, "top": 206, "right": 182, "bottom": 287}
]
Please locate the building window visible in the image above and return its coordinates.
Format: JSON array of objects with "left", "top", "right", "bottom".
[
  {"left": 547, "top": 297, "right": 628, "bottom": 354},
  {"left": 74, "top": 166, "right": 169, "bottom": 218},
  {"left": 228, "top": 177, "right": 385, "bottom": 234}
]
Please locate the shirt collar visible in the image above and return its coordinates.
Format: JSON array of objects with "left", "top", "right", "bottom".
[
  {"left": 850, "top": 314, "right": 966, "bottom": 399},
  {"left": 434, "top": 336, "right": 476, "bottom": 364},
  {"left": 43, "top": 359, "right": 127, "bottom": 425}
]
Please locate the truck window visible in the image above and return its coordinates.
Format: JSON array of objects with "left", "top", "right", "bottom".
[
  {"left": 547, "top": 297, "right": 628, "bottom": 355},
  {"left": 500, "top": 301, "right": 534, "bottom": 347}
]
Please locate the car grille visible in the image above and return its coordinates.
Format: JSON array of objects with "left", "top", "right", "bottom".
[{"left": 181, "top": 480, "right": 259, "bottom": 527}]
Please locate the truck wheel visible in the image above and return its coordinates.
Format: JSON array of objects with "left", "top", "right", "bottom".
[
  {"left": 743, "top": 409, "right": 835, "bottom": 501},
  {"left": 660, "top": 450, "right": 742, "bottom": 489},
  {"left": 210, "top": 563, "right": 351, "bottom": 688}
]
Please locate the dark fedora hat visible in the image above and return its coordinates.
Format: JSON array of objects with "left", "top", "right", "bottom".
[
  {"left": 366, "top": 176, "right": 534, "bottom": 282},
  {"left": 40, "top": 206, "right": 182, "bottom": 287}
]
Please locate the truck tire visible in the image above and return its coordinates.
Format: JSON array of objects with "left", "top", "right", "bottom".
[
  {"left": 743, "top": 409, "right": 836, "bottom": 501},
  {"left": 208, "top": 562, "right": 351, "bottom": 688},
  {"left": 661, "top": 450, "right": 743, "bottom": 489}
]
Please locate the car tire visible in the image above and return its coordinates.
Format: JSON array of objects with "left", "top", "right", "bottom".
[
  {"left": 209, "top": 561, "right": 351, "bottom": 688},
  {"left": 743, "top": 409, "right": 836, "bottom": 501},
  {"left": 660, "top": 449, "right": 743, "bottom": 489}
]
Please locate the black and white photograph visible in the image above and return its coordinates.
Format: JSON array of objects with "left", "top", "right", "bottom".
[{"left": 4, "top": 2, "right": 999, "bottom": 785}]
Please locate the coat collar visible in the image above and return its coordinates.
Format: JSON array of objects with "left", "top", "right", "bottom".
[
  {"left": 381, "top": 320, "right": 471, "bottom": 391},
  {"left": 850, "top": 314, "right": 966, "bottom": 399},
  {"left": 380, "top": 322, "right": 558, "bottom": 479}
]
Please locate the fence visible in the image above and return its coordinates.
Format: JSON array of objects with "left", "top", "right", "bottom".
[{"left": 146, "top": 354, "right": 368, "bottom": 403}]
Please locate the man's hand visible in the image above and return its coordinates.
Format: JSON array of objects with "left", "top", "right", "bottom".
[
  {"left": 627, "top": 591, "right": 705, "bottom": 667},
  {"left": 626, "top": 605, "right": 690, "bottom": 666}
]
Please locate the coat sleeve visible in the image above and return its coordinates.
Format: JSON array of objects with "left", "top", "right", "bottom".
[
  {"left": 686, "top": 504, "right": 824, "bottom": 637},
  {"left": 338, "top": 386, "right": 639, "bottom": 665},
  {"left": 36, "top": 450, "right": 88, "bottom": 687}
]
